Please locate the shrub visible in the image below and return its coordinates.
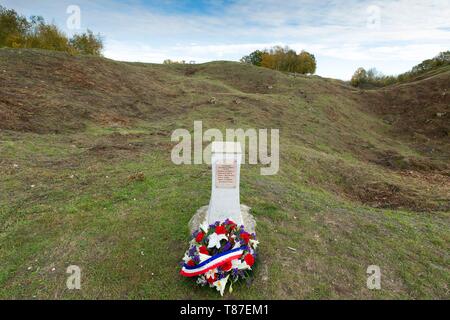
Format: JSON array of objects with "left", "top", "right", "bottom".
[
  {"left": 163, "top": 59, "right": 186, "bottom": 64},
  {"left": 69, "top": 30, "right": 103, "bottom": 55},
  {"left": 350, "top": 67, "right": 368, "bottom": 87},
  {"left": 0, "top": 6, "right": 29, "bottom": 47},
  {"left": 240, "top": 50, "right": 263, "bottom": 66},
  {"left": 0, "top": 5, "right": 103, "bottom": 56},
  {"left": 26, "top": 17, "right": 72, "bottom": 52},
  {"left": 242, "top": 46, "right": 316, "bottom": 74},
  {"left": 351, "top": 51, "right": 450, "bottom": 88}
]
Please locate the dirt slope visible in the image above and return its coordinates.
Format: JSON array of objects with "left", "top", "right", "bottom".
[
  {"left": 362, "top": 67, "right": 450, "bottom": 141},
  {"left": 0, "top": 49, "right": 449, "bottom": 299},
  {"left": 1, "top": 48, "right": 448, "bottom": 211}
]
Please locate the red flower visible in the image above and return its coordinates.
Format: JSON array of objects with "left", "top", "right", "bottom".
[
  {"left": 226, "top": 220, "right": 237, "bottom": 230},
  {"left": 195, "top": 232, "right": 205, "bottom": 243},
  {"left": 220, "top": 261, "right": 232, "bottom": 271},
  {"left": 207, "top": 274, "right": 217, "bottom": 284},
  {"left": 187, "top": 260, "right": 195, "bottom": 267},
  {"left": 244, "top": 254, "right": 255, "bottom": 267},
  {"left": 199, "top": 245, "right": 209, "bottom": 255},
  {"left": 240, "top": 232, "right": 250, "bottom": 244},
  {"left": 215, "top": 225, "right": 226, "bottom": 235}
]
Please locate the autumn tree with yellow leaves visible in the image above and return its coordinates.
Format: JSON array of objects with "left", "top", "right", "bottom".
[{"left": 242, "top": 46, "right": 316, "bottom": 74}]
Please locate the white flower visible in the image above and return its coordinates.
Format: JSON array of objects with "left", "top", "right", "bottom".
[
  {"left": 207, "top": 233, "right": 228, "bottom": 249},
  {"left": 198, "top": 253, "right": 211, "bottom": 263},
  {"left": 196, "top": 276, "right": 207, "bottom": 286},
  {"left": 182, "top": 252, "right": 191, "bottom": 263},
  {"left": 199, "top": 221, "right": 209, "bottom": 233},
  {"left": 249, "top": 239, "right": 259, "bottom": 250},
  {"left": 231, "top": 258, "right": 251, "bottom": 271},
  {"left": 213, "top": 275, "right": 230, "bottom": 296},
  {"left": 232, "top": 241, "right": 241, "bottom": 249},
  {"left": 205, "top": 268, "right": 218, "bottom": 280}
]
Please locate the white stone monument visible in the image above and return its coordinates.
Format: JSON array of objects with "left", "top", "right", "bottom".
[
  {"left": 188, "top": 141, "right": 256, "bottom": 233},
  {"left": 207, "top": 141, "right": 243, "bottom": 226}
]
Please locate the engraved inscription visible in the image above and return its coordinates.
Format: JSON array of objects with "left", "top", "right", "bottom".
[{"left": 215, "top": 160, "right": 237, "bottom": 188}]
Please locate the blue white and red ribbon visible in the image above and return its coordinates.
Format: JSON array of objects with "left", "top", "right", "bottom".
[{"left": 180, "top": 247, "right": 244, "bottom": 277}]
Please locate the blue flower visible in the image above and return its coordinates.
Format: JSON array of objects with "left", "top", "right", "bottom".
[
  {"left": 188, "top": 246, "right": 197, "bottom": 257},
  {"left": 222, "top": 242, "right": 232, "bottom": 251}
]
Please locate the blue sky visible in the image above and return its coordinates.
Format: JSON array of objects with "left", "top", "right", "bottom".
[{"left": 1, "top": 0, "right": 449, "bottom": 79}]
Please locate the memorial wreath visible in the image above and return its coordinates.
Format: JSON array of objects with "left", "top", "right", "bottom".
[{"left": 180, "top": 219, "right": 258, "bottom": 296}]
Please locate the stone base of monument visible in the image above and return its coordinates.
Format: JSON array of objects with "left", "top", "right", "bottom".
[{"left": 189, "top": 204, "right": 256, "bottom": 235}]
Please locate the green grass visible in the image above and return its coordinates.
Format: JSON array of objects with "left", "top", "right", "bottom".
[
  {"left": 1, "top": 124, "right": 448, "bottom": 299},
  {"left": 0, "top": 49, "right": 449, "bottom": 299}
]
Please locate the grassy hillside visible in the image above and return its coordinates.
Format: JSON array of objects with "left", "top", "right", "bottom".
[{"left": 0, "top": 49, "right": 449, "bottom": 299}]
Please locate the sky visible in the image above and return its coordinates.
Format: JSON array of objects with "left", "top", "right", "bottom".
[{"left": 1, "top": 0, "right": 449, "bottom": 80}]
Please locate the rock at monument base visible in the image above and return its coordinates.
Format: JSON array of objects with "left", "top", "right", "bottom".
[{"left": 189, "top": 204, "right": 256, "bottom": 234}]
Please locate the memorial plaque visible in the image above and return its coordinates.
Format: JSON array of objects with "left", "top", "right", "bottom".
[
  {"left": 215, "top": 160, "right": 237, "bottom": 188},
  {"left": 207, "top": 142, "right": 243, "bottom": 225}
]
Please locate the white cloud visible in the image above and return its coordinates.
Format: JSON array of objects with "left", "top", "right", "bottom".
[{"left": 1, "top": 0, "right": 449, "bottom": 79}]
